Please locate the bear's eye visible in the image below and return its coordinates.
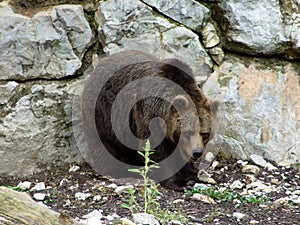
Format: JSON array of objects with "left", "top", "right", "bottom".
[{"left": 201, "top": 133, "right": 210, "bottom": 141}]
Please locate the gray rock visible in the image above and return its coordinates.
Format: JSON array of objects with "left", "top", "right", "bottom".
[
  {"left": 82, "top": 210, "right": 103, "bottom": 221},
  {"left": 97, "top": 0, "right": 213, "bottom": 81},
  {"left": 0, "top": 80, "right": 83, "bottom": 176},
  {"left": 203, "top": 55, "right": 300, "bottom": 166},
  {"left": 145, "top": 0, "right": 210, "bottom": 32},
  {"left": 0, "top": 82, "right": 18, "bottom": 105},
  {"left": 0, "top": 4, "right": 93, "bottom": 81},
  {"left": 217, "top": 0, "right": 290, "bottom": 54},
  {"left": 250, "top": 154, "right": 267, "bottom": 167},
  {"left": 132, "top": 213, "right": 159, "bottom": 225}
]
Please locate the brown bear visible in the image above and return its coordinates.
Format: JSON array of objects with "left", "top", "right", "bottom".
[{"left": 89, "top": 51, "right": 218, "bottom": 191}]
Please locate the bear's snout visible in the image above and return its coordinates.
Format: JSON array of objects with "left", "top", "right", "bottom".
[{"left": 192, "top": 148, "right": 203, "bottom": 159}]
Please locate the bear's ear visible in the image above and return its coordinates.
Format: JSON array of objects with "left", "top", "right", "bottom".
[
  {"left": 172, "top": 95, "right": 189, "bottom": 112},
  {"left": 209, "top": 99, "right": 219, "bottom": 115}
]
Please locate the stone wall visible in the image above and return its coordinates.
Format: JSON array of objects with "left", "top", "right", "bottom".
[{"left": 0, "top": 0, "right": 299, "bottom": 176}]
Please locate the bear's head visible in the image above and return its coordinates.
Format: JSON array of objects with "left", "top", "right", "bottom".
[{"left": 166, "top": 94, "right": 219, "bottom": 167}]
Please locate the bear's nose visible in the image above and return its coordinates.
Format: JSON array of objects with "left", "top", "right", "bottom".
[{"left": 192, "top": 148, "right": 203, "bottom": 159}]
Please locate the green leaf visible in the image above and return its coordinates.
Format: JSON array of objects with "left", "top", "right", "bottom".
[{"left": 128, "top": 168, "right": 141, "bottom": 173}]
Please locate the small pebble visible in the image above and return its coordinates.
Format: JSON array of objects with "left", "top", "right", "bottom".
[
  {"left": 69, "top": 165, "right": 80, "bottom": 173},
  {"left": 233, "top": 212, "right": 247, "bottom": 220},
  {"left": 93, "top": 195, "right": 101, "bottom": 201},
  {"left": 173, "top": 199, "right": 184, "bottom": 204},
  {"left": 120, "top": 218, "right": 136, "bottom": 225},
  {"left": 242, "top": 165, "right": 260, "bottom": 175},
  {"left": 133, "top": 213, "right": 159, "bottom": 225},
  {"left": 230, "top": 180, "right": 244, "bottom": 190},
  {"left": 192, "top": 193, "right": 216, "bottom": 204},
  {"left": 75, "top": 192, "right": 92, "bottom": 201},
  {"left": 115, "top": 185, "right": 134, "bottom": 194},
  {"left": 17, "top": 181, "right": 32, "bottom": 190},
  {"left": 33, "top": 193, "right": 46, "bottom": 201},
  {"left": 107, "top": 183, "right": 118, "bottom": 189},
  {"left": 31, "top": 182, "right": 46, "bottom": 191}
]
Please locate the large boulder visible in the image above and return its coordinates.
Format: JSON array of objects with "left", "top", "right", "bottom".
[
  {"left": 204, "top": 55, "right": 300, "bottom": 165},
  {"left": 212, "top": 0, "right": 295, "bottom": 56},
  {"left": 0, "top": 2, "right": 93, "bottom": 81},
  {"left": 0, "top": 80, "right": 83, "bottom": 176},
  {"left": 0, "top": 3, "right": 93, "bottom": 176},
  {"left": 96, "top": 0, "right": 213, "bottom": 83}
]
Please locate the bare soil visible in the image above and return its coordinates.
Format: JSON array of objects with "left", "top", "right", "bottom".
[{"left": 0, "top": 158, "right": 299, "bottom": 225}]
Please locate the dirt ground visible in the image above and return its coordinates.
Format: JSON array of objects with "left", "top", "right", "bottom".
[{"left": 0, "top": 158, "right": 299, "bottom": 225}]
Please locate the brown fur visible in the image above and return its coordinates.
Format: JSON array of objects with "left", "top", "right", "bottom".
[{"left": 94, "top": 51, "right": 218, "bottom": 191}]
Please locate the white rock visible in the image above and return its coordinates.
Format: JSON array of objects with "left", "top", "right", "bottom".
[
  {"left": 81, "top": 218, "right": 103, "bottom": 225},
  {"left": 168, "top": 220, "right": 183, "bottom": 225},
  {"left": 211, "top": 160, "right": 220, "bottom": 170},
  {"left": 274, "top": 197, "right": 289, "bottom": 205},
  {"left": 17, "top": 181, "right": 32, "bottom": 190},
  {"left": 232, "top": 212, "right": 247, "bottom": 220},
  {"left": 242, "top": 165, "right": 260, "bottom": 175},
  {"left": 230, "top": 180, "right": 244, "bottom": 190},
  {"left": 120, "top": 218, "right": 136, "bottom": 225},
  {"left": 247, "top": 181, "right": 276, "bottom": 193},
  {"left": 250, "top": 220, "right": 259, "bottom": 224},
  {"left": 69, "top": 165, "right": 80, "bottom": 173},
  {"left": 290, "top": 195, "right": 300, "bottom": 204},
  {"left": 31, "top": 182, "right": 46, "bottom": 191},
  {"left": 75, "top": 192, "right": 92, "bottom": 201},
  {"left": 106, "top": 215, "right": 114, "bottom": 221},
  {"left": 115, "top": 185, "right": 134, "bottom": 194},
  {"left": 59, "top": 178, "right": 71, "bottom": 187},
  {"left": 133, "top": 213, "right": 159, "bottom": 225},
  {"left": 264, "top": 162, "right": 278, "bottom": 171},
  {"left": 33, "top": 193, "right": 46, "bottom": 201},
  {"left": 193, "top": 183, "right": 209, "bottom": 190},
  {"left": 173, "top": 199, "right": 185, "bottom": 204},
  {"left": 192, "top": 193, "right": 216, "bottom": 204},
  {"left": 197, "top": 170, "right": 217, "bottom": 184},
  {"left": 93, "top": 195, "right": 101, "bottom": 201},
  {"left": 250, "top": 154, "right": 267, "bottom": 167},
  {"left": 82, "top": 210, "right": 103, "bottom": 220},
  {"left": 64, "top": 199, "right": 72, "bottom": 207},
  {"left": 106, "top": 183, "right": 118, "bottom": 189}
]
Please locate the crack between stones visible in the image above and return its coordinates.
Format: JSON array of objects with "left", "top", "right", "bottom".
[{"left": 1, "top": 74, "right": 83, "bottom": 85}]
